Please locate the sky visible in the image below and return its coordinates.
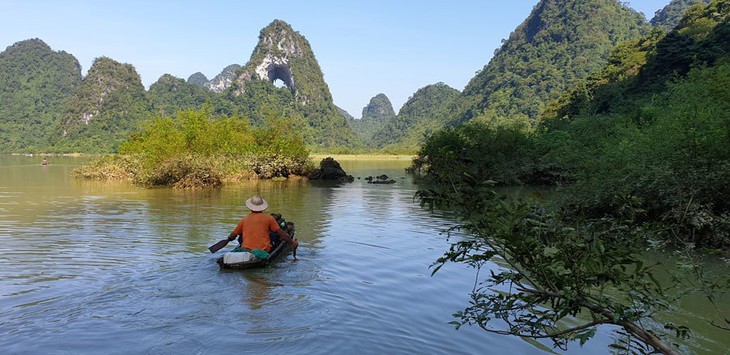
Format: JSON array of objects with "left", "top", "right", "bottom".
[{"left": 0, "top": 0, "right": 673, "bottom": 118}]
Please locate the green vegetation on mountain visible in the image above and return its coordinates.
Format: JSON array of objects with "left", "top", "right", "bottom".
[
  {"left": 147, "top": 74, "right": 213, "bottom": 116},
  {"left": 651, "top": 0, "right": 712, "bottom": 31},
  {"left": 55, "top": 57, "right": 150, "bottom": 153},
  {"left": 374, "top": 83, "right": 460, "bottom": 152},
  {"left": 0, "top": 39, "right": 81, "bottom": 152},
  {"left": 347, "top": 93, "right": 395, "bottom": 147},
  {"left": 452, "top": 0, "right": 650, "bottom": 127}
]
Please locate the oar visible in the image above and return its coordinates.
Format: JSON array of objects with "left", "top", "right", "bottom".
[
  {"left": 292, "top": 238, "right": 298, "bottom": 260},
  {"left": 208, "top": 239, "right": 230, "bottom": 253}
]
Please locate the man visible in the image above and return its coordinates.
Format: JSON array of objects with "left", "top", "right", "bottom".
[{"left": 228, "top": 194, "right": 298, "bottom": 252}]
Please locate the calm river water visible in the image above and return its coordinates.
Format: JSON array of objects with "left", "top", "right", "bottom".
[{"left": 0, "top": 156, "right": 727, "bottom": 354}]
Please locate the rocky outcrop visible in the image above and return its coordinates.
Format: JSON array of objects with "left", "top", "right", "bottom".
[
  {"left": 307, "top": 157, "right": 354, "bottom": 183},
  {"left": 204, "top": 64, "right": 241, "bottom": 93},
  {"left": 187, "top": 72, "right": 208, "bottom": 87},
  {"left": 234, "top": 20, "right": 328, "bottom": 105}
]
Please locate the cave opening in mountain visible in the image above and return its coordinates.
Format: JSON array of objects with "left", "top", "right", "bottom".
[{"left": 268, "top": 65, "right": 293, "bottom": 91}]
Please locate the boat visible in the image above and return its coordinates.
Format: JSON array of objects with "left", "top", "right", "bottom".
[{"left": 216, "top": 214, "right": 296, "bottom": 269}]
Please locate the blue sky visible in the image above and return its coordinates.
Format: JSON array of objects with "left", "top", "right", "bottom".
[{"left": 1, "top": 0, "right": 671, "bottom": 117}]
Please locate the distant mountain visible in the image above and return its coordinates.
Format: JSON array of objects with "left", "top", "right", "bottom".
[
  {"left": 650, "top": 0, "right": 712, "bottom": 31},
  {"left": 148, "top": 74, "right": 213, "bottom": 116},
  {"left": 373, "top": 83, "right": 460, "bottom": 150},
  {"left": 453, "top": 0, "right": 650, "bottom": 127},
  {"left": 57, "top": 57, "right": 150, "bottom": 153},
  {"left": 347, "top": 93, "right": 395, "bottom": 146},
  {"left": 231, "top": 19, "right": 360, "bottom": 148},
  {"left": 204, "top": 64, "right": 240, "bottom": 93},
  {"left": 0, "top": 39, "right": 81, "bottom": 152},
  {"left": 187, "top": 72, "right": 208, "bottom": 87},
  {"left": 361, "top": 93, "right": 396, "bottom": 121}
]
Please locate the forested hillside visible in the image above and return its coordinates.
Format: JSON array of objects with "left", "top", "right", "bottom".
[
  {"left": 147, "top": 74, "right": 213, "bottom": 116},
  {"left": 414, "top": 0, "right": 730, "bottom": 249},
  {"left": 451, "top": 0, "right": 650, "bottom": 127},
  {"left": 0, "top": 39, "right": 81, "bottom": 152},
  {"left": 56, "top": 57, "right": 150, "bottom": 153},
  {"left": 651, "top": 0, "right": 712, "bottom": 31}
]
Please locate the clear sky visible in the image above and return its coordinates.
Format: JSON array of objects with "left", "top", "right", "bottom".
[{"left": 0, "top": 0, "right": 671, "bottom": 118}]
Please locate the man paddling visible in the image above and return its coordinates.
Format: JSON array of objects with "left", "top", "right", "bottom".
[{"left": 227, "top": 194, "right": 298, "bottom": 255}]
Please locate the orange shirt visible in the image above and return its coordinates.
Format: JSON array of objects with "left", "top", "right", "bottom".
[{"left": 232, "top": 212, "right": 281, "bottom": 252}]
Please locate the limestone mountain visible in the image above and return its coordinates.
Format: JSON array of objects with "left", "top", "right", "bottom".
[
  {"left": 347, "top": 93, "right": 395, "bottom": 146},
  {"left": 650, "top": 0, "right": 712, "bottom": 31},
  {"left": 204, "top": 64, "right": 240, "bottom": 93},
  {"left": 361, "top": 93, "right": 396, "bottom": 121},
  {"left": 57, "top": 57, "right": 150, "bottom": 153},
  {"left": 232, "top": 19, "right": 359, "bottom": 147},
  {"left": 0, "top": 39, "right": 81, "bottom": 152},
  {"left": 148, "top": 74, "right": 213, "bottom": 116},
  {"left": 452, "top": 0, "right": 650, "bottom": 127},
  {"left": 373, "top": 83, "right": 460, "bottom": 150},
  {"left": 187, "top": 72, "right": 208, "bottom": 87}
]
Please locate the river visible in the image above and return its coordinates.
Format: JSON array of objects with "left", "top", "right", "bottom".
[{"left": 0, "top": 156, "right": 727, "bottom": 354}]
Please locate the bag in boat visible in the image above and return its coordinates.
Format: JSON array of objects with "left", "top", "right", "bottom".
[{"left": 223, "top": 251, "right": 255, "bottom": 264}]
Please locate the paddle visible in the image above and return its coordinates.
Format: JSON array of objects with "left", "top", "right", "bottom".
[
  {"left": 208, "top": 238, "right": 230, "bottom": 253},
  {"left": 292, "top": 238, "right": 298, "bottom": 260}
]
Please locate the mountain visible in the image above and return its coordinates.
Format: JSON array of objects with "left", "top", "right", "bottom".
[
  {"left": 650, "top": 0, "right": 712, "bottom": 31},
  {"left": 57, "top": 57, "right": 150, "bottom": 153},
  {"left": 361, "top": 93, "right": 396, "bottom": 121},
  {"left": 452, "top": 0, "right": 650, "bottom": 127},
  {"left": 373, "top": 83, "right": 460, "bottom": 150},
  {"left": 231, "top": 19, "right": 359, "bottom": 148},
  {"left": 0, "top": 39, "right": 81, "bottom": 152},
  {"left": 187, "top": 72, "right": 208, "bottom": 87},
  {"left": 148, "top": 74, "right": 213, "bottom": 116},
  {"left": 204, "top": 64, "right": 240, "bottom": 93},
  {"left": 347, "top": 93, "right": 395, "bottom": 146}
]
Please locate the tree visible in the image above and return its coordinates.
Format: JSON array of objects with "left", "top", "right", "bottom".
[{"left": 417, "top": 178, "right": 687, "bottom": 353}]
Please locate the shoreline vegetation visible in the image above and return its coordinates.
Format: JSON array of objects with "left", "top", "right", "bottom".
[{"left": 72, "top": 153, "right": 414, "bottom": 187}]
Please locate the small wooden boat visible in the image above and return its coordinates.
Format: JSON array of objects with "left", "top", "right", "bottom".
[{"left": 216, "top": 214, "right": 296, "bottom": 269}]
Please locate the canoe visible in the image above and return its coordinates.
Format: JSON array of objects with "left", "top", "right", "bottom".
[{"left": 216, "top": 214, "right": 296, "bottom": 269}]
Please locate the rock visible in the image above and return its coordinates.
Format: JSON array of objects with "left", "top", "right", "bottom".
[
  {"left": 364, "top": 174, "right": 397, "bottom": 184},
  {"left": 308, "top": 157, "right": 354, "bottom": 183}
]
